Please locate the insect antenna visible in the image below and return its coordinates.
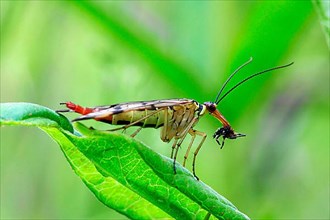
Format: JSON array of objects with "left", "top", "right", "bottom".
[
  {"left": 215, "top": 61, "right": 294, "bottom": 104},
  {"left": 214, "top": 57, "right": 253, "bottom": 104}
]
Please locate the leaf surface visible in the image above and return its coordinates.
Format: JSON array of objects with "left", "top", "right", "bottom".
[{"left": 0, "top": 102, "right": 250, "bottom": 220}]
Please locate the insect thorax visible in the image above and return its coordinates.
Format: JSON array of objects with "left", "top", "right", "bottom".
[{"left": 159, "top": 101, "right": 202, "bottom": 142}]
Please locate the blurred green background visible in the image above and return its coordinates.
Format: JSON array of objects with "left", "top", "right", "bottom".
[{"left": 1, "top": 1, "right": 329, "bottom": 219}]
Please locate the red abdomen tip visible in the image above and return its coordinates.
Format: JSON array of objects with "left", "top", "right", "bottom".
[
  {"left": 65, "top": 101, "right": 77, "bottom": 110},
  {"left": 64, "top": 102, "right": 93, "bottom": 115}
]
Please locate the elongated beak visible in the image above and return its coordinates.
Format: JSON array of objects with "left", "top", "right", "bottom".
[{"left": 211, "top": 109, "right": 230, "bottom": 127}]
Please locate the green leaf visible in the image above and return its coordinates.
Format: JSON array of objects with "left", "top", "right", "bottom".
[
  {"left": 0, "top": 102, "right": 250, "bottom": 220},
  {"left": 0, "top": 102, "right": 73, "bottom": 132}
]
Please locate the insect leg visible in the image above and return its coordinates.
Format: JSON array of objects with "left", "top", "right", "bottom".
[
  {"left": 162, "top": 107, "right": 169, "bottom": 142},
  {"left": 130, "top": 127, "right": 142, "bottom": 138},
  {"left": 170, "top": 139, "right": 177, "bottom": 159},
  {"left": 172, "top": 139, "right": 180, "bottom": 174},
  {"left": 183, "top": 129, "right": 197, "bottom": 167},
  {"left": 172, "top": 127, "right": 192, "bottom": 173},
  {"left": 192, "top": 130, "right": 207, "bottom": 180},
  {"left": 108, "top": 108, "right": 164, "bottom": 131},
  {"left": 172, "top": 116, "right": 199, "bottom": 174}
]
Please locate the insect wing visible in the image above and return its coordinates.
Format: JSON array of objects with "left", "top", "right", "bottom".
[{"left": 72, "top": 99, "right": 193, "bottom": 121}]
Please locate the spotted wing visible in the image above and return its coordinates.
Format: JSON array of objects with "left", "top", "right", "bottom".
[{"left": 72, "top": 98, "right": 194, "bottom": 121}]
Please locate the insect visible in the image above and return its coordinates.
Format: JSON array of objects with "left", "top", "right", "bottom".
[{"left": 57, "top": 58, "right": 293, "bottom": 180}]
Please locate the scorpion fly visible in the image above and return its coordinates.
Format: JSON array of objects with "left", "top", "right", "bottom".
[{"left": 57, "top": 58, "right": 293, "bottom": 180}]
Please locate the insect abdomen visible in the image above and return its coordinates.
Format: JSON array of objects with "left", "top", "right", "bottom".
[{"left": 110, "top": 109, "right": 165, "bottom": 128}]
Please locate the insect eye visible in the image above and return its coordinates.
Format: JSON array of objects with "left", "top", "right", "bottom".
[
  {"left": 204, "top": 102, "right": 217, "bottom": 112},
  {"left": 209, "top": 103, "right": 217, "bottom": 112}
]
